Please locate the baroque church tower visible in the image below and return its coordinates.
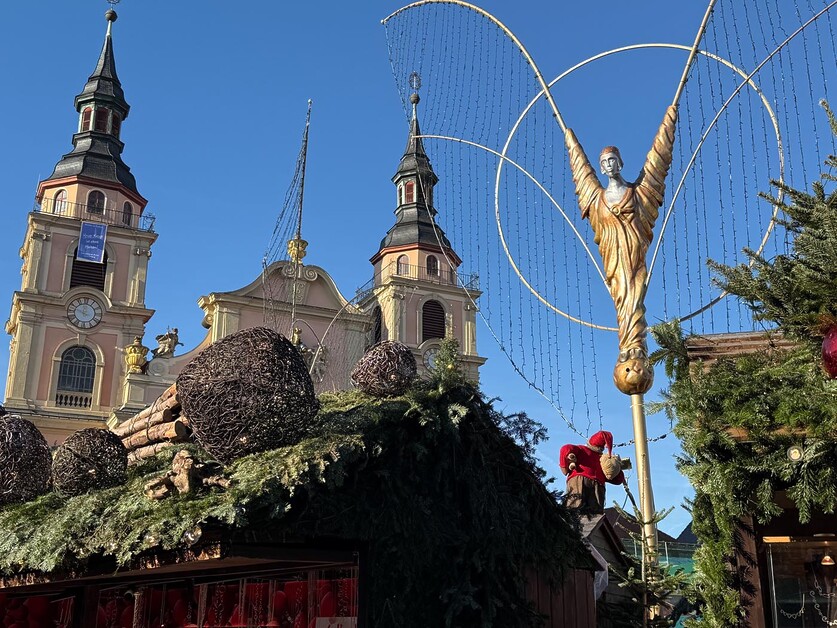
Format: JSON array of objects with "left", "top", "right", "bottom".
[
  {"left": 4, "top": 10, "right": 156, "bottom": 443},
  {"left": 364, "top": 87, "right": 485, "bottom": 379}
]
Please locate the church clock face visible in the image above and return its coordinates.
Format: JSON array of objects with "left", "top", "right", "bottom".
[
  {"left": 423, "top": 347, "right": 438, "bottom": 370},
  {"left": 67, "top": 297, "right": 103, "bottom": 329}
]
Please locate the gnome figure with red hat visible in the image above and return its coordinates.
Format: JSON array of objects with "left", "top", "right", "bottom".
[{"left": 559, "top": 430, "right": 630, "bottom": 515}]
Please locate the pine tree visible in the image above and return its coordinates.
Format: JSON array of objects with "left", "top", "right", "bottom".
[
  {"left": 601, "top": 501, "right": 694, "bottom": 628},
  {"left": 430, "top": 336, "right": 466, "bottom": 391}
]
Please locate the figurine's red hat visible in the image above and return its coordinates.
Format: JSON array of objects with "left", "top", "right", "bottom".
[{"left": 587, "top": 430, "right": 614, "bottom": 455}]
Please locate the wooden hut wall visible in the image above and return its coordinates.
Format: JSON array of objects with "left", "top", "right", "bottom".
[{"left": 525, "top": 566, "right": 596, "bottom": 628}]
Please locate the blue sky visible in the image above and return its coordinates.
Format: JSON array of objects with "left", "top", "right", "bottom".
[{"left": 2, "top": 1, "right": 832, "bottom": 537}]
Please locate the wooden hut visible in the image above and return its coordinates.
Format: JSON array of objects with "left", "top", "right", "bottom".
[{"left": 0, "top": 382, "right": 599, "bottom": 627}]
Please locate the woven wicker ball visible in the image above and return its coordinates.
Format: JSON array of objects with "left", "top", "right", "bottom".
[
  {"left": 0, "top": 415, "right": 52, "bottom": 505},
  {"left": 351, "top": 341, "right": 418, "bottom": 397},
  {"left": 52, "top": 428, "right": 127, "bottom": 497},
  {"left": 176, "top": 326, "right": 319, "bottom": 463}
]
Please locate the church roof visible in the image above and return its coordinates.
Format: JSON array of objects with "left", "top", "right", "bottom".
[
  {"left": 376, "top": 93, "right": 456, "bottom": 259},
  {"left": 393, "top": 97, "right": 436, "bottom": 182},
  {"left": 46, "top": 134, "right": 138, "bottom": 193},
  {"left": 73, "top": 11, "right": 130, "bottom": 117}
]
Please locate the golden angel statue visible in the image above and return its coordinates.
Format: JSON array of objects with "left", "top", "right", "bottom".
[{"left": 565, "top": 105, "right": 678, "bottom": 395}]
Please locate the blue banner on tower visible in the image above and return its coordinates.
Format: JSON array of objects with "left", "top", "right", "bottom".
[{"left": 77, "top": 222, "right": 108, "bottom": 263}]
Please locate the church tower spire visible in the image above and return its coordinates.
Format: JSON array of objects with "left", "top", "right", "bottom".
[
  {"left": 4, "top": 9, "right": 157, "bottom": 443},
  {"left": 372, "top": 81, "right": 460, "bottom": 266},
  {"left": 39, "top": 8, "right": 142, "bottom": 202},
  {"left": 363, "top": 74, "right": 484, "bottom": 381}
]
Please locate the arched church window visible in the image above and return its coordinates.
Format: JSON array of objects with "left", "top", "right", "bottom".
[
  {"left": 396, "top": 255, "right": 409, "bottom": 276},
  {"left": 426, "top": 255, "right": 439, "bottom": 277},
  {"left": 81, "top": 107, "right": 93, "bottom": 132},
  {"left": 94, "top": 108, "right": 110, "bottom": 133},
  {"left": 87, "top": 190, "right": 105, "bottom": 214},
  {"left": 422, "top": 300, "right": 446, "bottom": 343},
  {"left": 373, "top": 306, "right": 383, "bottom": 344},
  {"left": 122, "top": 202, "right": 133, "bottom": 226},
  {"left": 398, "top": 185, "right": 404, "bottom": 205},
  {"left": 111, "top": 113, "right": 121, "bottom": 139},
  {"left": 53, "top": 190, "right": 68, "bottom": 214},
  {"left": 70, "top": 248, "right": 107, "bottom": 291},
  {"left": 57, "top": 346, "right": 95, "bottom": 394},
  {"left": 405, "top": 181, "right": 415, "bottom": 203}
]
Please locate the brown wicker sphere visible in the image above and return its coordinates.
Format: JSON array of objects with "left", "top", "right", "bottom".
[
  {"left": 0, "top": 415, "right": 52, "bottom": 505},
  {"left": 52, "top": 429, "right": 127, "bottom": 497},
  {"left": 176, "top": 326, "right": 319, "bottom": 463},
  {"left": 351, "top": 341, "right": 418, "bottom": 397}
]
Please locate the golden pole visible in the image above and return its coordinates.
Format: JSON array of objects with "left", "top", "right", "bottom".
[{"left": 631, "top": 393, "right": 658, "bottom": 564}]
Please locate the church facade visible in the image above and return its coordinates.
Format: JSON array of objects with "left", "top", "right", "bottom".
[{"left": 3, "top": 10, "right": 485, "bottom": 443}]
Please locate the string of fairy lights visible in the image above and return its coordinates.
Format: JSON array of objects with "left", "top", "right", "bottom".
[
  {"left": 248, "top": 0, "right": 837, "bottom": 438},
  {"left": 382, "top": 0, "right": 837, "bottom": 443}
]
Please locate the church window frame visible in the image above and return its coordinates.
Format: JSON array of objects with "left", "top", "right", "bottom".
[
  {"left": 87, "top": 190, "right": 106, "bottom": 214},
  {"left": 421, "top": 299, "right": 447, "bottom": 343},
  {"left": 63, "top": 240, "right": 115, "bottom": 297},
  {"left": 50, "top": 339, "right": 105, "bottom": 411},
  {"left": 53, "top": 189, "right": 68, "bottom": 214},
  {"left": 56, "top": 346, "right": 96, "bottom": 394},
  {"left": 405, "top": 180, "right": 415, "bottom": 203},
  {"left": 396, "top": 254, "right": 409, "bottom": 276},
  {"left": 426, "top": 254, "right": 439, "bottom": 278},
  {"left": 94, "top": 107, "right": 110, "bottom": 133},
  {"left": 70, "top": 247, "right": 108, "bottom": 292},
  {"left": 81, "top": 107, "right": 93, "bottom": 132},
  {"left": 373, "top": 305, "right": 383, "bottom": 344},
  {"left": 111, "top": 112, "right": 121, "bottom": 139},
  {"left": 122, "top": 201, "right": 133, "bottom": 226}
]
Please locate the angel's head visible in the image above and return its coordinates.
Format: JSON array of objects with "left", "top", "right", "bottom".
[{"left": 599, "top": 146, "right": 623, "bottom": 177}]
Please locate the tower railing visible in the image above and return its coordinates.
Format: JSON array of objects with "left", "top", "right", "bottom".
[
  {"left": 355, "top": 261, "right": 479, "bottom": 301},
  {"left": 34, "top": 198, "right": 156, "bottom": 232}
]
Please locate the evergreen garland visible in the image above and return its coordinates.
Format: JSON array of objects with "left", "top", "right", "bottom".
[
  {"left": 0, "top": 383, "right": 588, "bottom": 628},
  {"left": 651, "top": 103, "right": 837, "bottom": 626}
]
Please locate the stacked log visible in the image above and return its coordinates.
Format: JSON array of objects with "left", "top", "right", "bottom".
[{"left": 112, "top": 384, "right": 194, "bottom": 464}]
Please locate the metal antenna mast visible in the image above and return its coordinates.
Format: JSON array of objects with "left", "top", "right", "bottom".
[{"left": 288, "top": 100, "right": 314, "bottom": 332}]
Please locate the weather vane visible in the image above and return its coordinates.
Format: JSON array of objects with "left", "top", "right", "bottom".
[
  {"left": 107, "top": 0, "right": 121, "bottom": 5},
  {"left": 409, "top": 71, "right": 422, "bottom": 93}
]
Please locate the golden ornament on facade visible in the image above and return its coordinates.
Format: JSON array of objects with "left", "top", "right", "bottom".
[
  {"left": 124, "top": 335, "right": 149, "bottom": 374},
  {"left": 287, "top": 237, "right": 308, "bottom": 263}
]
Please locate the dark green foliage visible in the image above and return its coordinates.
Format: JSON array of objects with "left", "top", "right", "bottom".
[
  {"left": 0, "top": 384, "right": 588, "bottom": 628},
  {"left": 650, "top": 103, "right": 837, "bottom": 628}
]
